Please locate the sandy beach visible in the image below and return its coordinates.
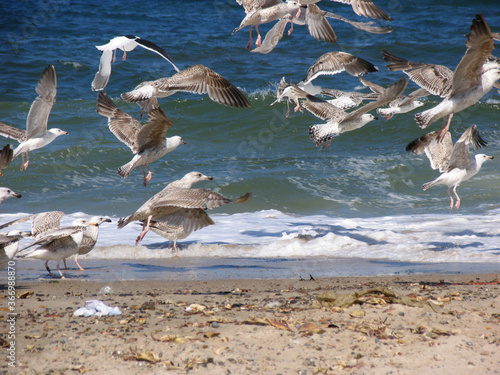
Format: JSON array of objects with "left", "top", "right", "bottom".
[{"left": 2, "top": 273, "right": 499, "bottom": 374}]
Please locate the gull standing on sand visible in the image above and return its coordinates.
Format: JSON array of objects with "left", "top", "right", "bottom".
[
  {"left": 63, "top": 216, "right": 111, "bottom": 271},
  {"left": 307, "top": 78, "right": 408, "bottom": 148},
  {"left": 407, "top": 124, "right": 493, "bottom": 210},
  {"left": 0, "top": 65, "right": 67, "bottom": 171},
  {"left": 121, "top": 64, "right": 250, "bottom": 116},
  {"left": 91, "top": 35, "right": 180, "bottom": 91},
  {"left": 117, "top": 171, "right": 252, "bottom": 246},
  {"left": 16, "top": 211, "right": 93, "bottom": 278},
  {"left": 96, "top": 92, "right": 186, "bottom": 186},
  {"left": 384, "top": 15, "right": 500, "bottom": 139},
  {"left": 0, "top": 187, "right": 22, "bottom": 204}
]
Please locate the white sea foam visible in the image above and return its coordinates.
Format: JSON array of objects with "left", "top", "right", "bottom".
[{"left": 6, "top": 208, "right": 498, "bottom": 264}]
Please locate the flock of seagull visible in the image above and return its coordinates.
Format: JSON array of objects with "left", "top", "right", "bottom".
[{"left": 0, "top": 1, "right": 499, "bottom": 278}]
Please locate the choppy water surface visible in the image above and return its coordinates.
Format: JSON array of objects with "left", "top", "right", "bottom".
[{"left": 0, "top": 1, "right": 498, "bottom": 280}]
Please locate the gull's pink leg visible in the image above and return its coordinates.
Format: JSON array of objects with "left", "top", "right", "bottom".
[
  {"left": 63, "top": 258, "right": 68, "bottom": 270},
  {"left": 56, "top": 261, "right": 66, "bottom": 279},
  {"left": 122, "top": 49, "right": 127, "bottom": 61},
  {"left": 145, "top": 165, "right": 152, "bottom": 183},
  {"left": 255, "top": 25, "right": 262, "bottom": 47},
  {"left": 447, "top": 187, "right": 454, "bottom": 211},
  {"left": 140, "top": 166, "right": 148, "bottom": 187},
  {"left": 293, "top": 100, "right": 301, "bottom": 112},
  {"left": 288, "top": 19, "right": 295, "bottom": 36},
  {"left": 437, "top": 114, "right": 453, "bottom": 142},
  {"left": 285, "top": 100, "right": 291, "bottom": 118},
  {"left": 453, "top": 186, "right": 461, "bottom": 210},
  {"left": 296, "top": 5, "right": 302, "bottom": 19},
  {"left": 136, "top": 215, "right": 152, "bottom": 245},
  {"left": 74, "top": 254, "right": 85, "bottom": 271},
  {"left": 112, "top": 49, "right": 117, "bottom": 63},
  {"left": 246, "top": 26, "right": 253, "bottom": 50},
  {"left": 20, "top": 152, "right": 29, "bottom": 171},
  {"left": 321, "top": 141, "right": 332, "bottom": 149},
  {"left": 173, "top": 240, "right": 180, "bottom": 257}
]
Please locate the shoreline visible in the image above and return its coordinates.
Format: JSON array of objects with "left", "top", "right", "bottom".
[
  {"left": 4, "top": 257, "right": 500, "bottom": 283},
  {"left": 3, "top": 273, "right": 499, "bottom": 374}
]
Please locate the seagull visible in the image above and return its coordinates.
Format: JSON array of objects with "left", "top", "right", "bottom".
[
  {"left": 121, "top": 64, "right": 250, "bottom": 116},
  {"left": 0, "top": 65, "right": 67, "bottom": 170},
  {"left": 233, "top": 1, "right": 301, "bottom": 49},
  {"left": 16, "top": 211, "right": 93, "bottom": 278},
  {"left": 0, "top": 144, "right": 13, "bottom": 175},
  {"left": 143, "top": 208, "right": 215, "bottom": 255},
  {"left": 0, "top": 187, "right": 22, "bottom": 204},
  {"left": 407, "top": 124, "right": 493, "bottom": 210},
  {"left": 384, "top": 15, "right": 500, "bottom": 139},
  {"left": 117, "top": 171, "right": 252, "bottom": 245},
  {"left": 303, "top": 51, "right": 378, "bottom": 85},
  {"left": 307, "top": 78, "right": 408, "bottom": 148},
  {"left": 63, "top": 216, "right": 111, "bottom": 271},
  {"left": 0, "top": 231, "right": 30, "bottom": 270},
  {"left": 96, "top": 91, "right": 186, "bottom": 186},
  {"left": 250, "top": 4, "right": 393, "bottom": 54},
  {"left": 91, "top": 35, "right": 180, "bottom": 91},
  {"left": 358, "top": 76, "right": 428, "bottom": 120},
  {"left": 320, "top": 87, "right": 379, "bottom": 110}
]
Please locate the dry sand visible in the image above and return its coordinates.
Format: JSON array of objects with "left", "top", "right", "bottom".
[{"left": 2, "top": 273, "right": 499, "bottom": 374}]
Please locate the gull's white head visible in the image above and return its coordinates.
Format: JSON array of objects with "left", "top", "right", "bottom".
[
  {"left": 49, "top": 128, "right": 69, "bottom": 137},
  {"left": 475, "top": 154, "right": 494, "bottom": 168}
]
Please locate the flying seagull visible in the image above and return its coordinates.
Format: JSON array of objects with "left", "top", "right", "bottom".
[
  {"left": 117, "top": 171, "right": 252, "bottom": 246},
  {"left": 96, "top": 91, "right": 186, "bottom": 186},
  {"left": 0, "top": 65, "right": 67, "bottom": 170},
  {"left": 407, "top": 124, "right": 493, "bottom": 210},
  {"left": 91, "top": 35, "right": 180, "bottom": 91}
]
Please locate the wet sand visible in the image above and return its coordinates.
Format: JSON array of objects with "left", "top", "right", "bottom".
[{"left": 3, "top": 273, "right": 499, "bottom": 374}]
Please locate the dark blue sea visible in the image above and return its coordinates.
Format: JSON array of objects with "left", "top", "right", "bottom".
[{"left": 0, "top": 1, "right": 499, "bottom": 281}]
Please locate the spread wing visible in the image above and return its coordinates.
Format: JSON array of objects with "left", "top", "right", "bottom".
[
  {"left": 136, "top": 106, "right": 173, "bottom": 151},
  {"left": 96, "top": 91, "right": 142, "bottom": 152},
  {"left": 26, "top": 65, "right": 57, "bottom": 139}
]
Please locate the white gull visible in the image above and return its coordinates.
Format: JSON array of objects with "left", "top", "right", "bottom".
[
  {"left": 91, "top": 35, "right": 180, "bottom": 91},
  {"left": 0, "top": 65, "right": 67, "bottom": 170},
  {"left": 408, "top": 124, "right": 493, "bottom": 210}
]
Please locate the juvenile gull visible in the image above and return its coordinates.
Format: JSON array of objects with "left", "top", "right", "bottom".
[
  {"left": 97, "top": 91, "right": 185, "bottom": 186},
  {"left": 0, "top": 187, "right": 22, "bottom": 204},
  {"left": 0, "top": 144, "right": 13, "bottom": 175},
  {"left": 142, "top": 208, "right": 215, "bottom": 255},
  {"left": 117, "top": 171, "right": 252, "bottom": 246},
  {"left": 320, "top": 87, "right": 379, "bottom": 109},
  {"left": 308, "top": 78, "right": 408, "bottom": 148},
  {"left": 358, "top": 76, "right": 428, "bottom": 119},
  {"left": 121, "top": 64, "right": 250, "bottom": 116},
  {"left": 91, "top": 35, "right": 180, "bottom": 91},
  {"left": 16, "top": 211, "right": 94, "bottom": 278},
  {"left": 64, "top": 216, "right": 111, "bottom": 271},
  {"left": 407, "top": 125, "right": 493, "bottom": 210},
  {"left": 233, "top": 1, "right": 301, "bottom": 49},
  {"left": 250, "top": 4, "right": 392, "bottom": 54},
  {"left": 0, "top": 65, "right": 67, "bottom": 170},
  {"left": 303, "top": 51, "right": 378, "bottom": 84},
  {"left": 385, "top": 15, "right": 500, "bottom": 139}
]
